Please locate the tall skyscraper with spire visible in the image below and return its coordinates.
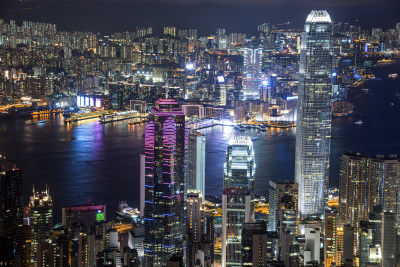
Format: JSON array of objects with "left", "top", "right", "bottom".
[
  {"left": 142, "top": 98, "right": 187, "bottom": 267},
  {"left": 295, "top": 10, "right": 333, "bottom": 218}
]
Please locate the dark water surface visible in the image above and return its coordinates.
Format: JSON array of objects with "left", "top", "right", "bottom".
[{"left": 1, "top": 63, "right": 400, "bottom": 222}]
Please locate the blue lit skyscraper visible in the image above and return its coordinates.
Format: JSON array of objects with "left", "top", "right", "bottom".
[{"left": 295, "top": 10, "right": 333, "bottom": 218}]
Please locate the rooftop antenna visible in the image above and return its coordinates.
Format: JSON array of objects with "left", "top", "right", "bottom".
[{"left": 33, "top": 184, "right": 35, "bottom": 195}]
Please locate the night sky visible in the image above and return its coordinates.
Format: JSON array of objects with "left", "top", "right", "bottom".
[{"left": 0, "top": 0, "right": 399, "bottom": 34}]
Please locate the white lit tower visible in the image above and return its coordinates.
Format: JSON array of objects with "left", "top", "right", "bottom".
[
  {"left": 295, "top": 10, "right": 333, "bottom": 218},
  {"left": 243, "top": 48, "right": 263, "bottom": 100}
]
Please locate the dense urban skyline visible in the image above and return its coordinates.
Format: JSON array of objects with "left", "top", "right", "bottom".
[
  {"left": 0, "top": 3, "right": 400, "bottom": 266},
  {"left": 0, "top": 1, "right": 399, "bottom": 34}
]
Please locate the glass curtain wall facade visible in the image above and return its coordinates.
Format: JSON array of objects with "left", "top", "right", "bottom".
[
  {"left": 223, "top": 135, "right": 256, "bottom": 193},
  {"left": 143, "top": 98, "right": 188, "bottom": 267},
  {"left": 295, "top": 10, "right": 333, "bottom": 218},
  {"left": 243, "top": 48, "right": 263, "bottom": 100}
]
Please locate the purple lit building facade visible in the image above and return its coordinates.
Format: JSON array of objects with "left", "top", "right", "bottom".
[{"left": 143, "top": 98, "right": 187, "bottom": 267}]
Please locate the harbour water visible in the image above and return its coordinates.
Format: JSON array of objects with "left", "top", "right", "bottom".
[{"left": 0, "top": 63, "right": 399, "bottom": 221}]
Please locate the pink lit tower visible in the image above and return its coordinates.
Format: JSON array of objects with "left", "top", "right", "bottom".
[{"left": 141, "top": 98, "right": 188, "bottom": 267}]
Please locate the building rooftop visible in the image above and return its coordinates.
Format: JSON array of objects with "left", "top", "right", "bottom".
[
  {"left": 228, "top": 135, "right": 253, "bottom": 146},
  {"left": 306, "top": 10, "right": 331, "bottom": 23}
]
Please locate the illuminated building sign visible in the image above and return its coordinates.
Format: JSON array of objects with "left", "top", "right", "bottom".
[{"left": 96, "top": 212, "right": 105, "bottom": 221}]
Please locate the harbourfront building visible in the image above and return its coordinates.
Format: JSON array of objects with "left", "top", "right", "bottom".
[
  {"left": 188, "top": 132, "right": 206, "bottom": 196},
  {"left": 294, "top": 10, "right": 333, "bottom": 218},
  {"left": 142, "top": 98, "right": 187, "bottom": 267},
  {"left": 223, "top": 135, "right": 256, "bottom": 193}
]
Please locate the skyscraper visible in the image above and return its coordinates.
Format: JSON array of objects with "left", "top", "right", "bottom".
[
  {"left": 188, "top": 132, "right": 206, "bottom": 196},
  {"left": 295, "top": 10, "right": 333, "bottom": 218},
  {"left": 223, "top": 135, "right": 256, "bottom": 193},
  {"left": 222, "top": 187, "right": 252, "bottom": 267},
  {"left": 186, "top": 190, "right": 204, "bottom": 267},
  {"left": 267, "top": 180, "right": 298, "bottom": 232},
  {"left": 381, "top": 212, "right": 396, "bottom": 267},
  {"left": 339, "top": 153, "right": 369, "bottom": 227},
  {"left": 0, "top": 156, "right": 24, "bottom": 264},
  {"left": 62, "top": 200, "right": 106, "bottom": 230},
  {"left": 243, "top": 47, "right": 263, "bottom": 100},
  {"left": 241, "top": 222, "right": 269, "bottom": 266},
  {"left": 142, "top": 98, "right": 187, "bottom": 267},
  {"left": 339, "top": 153, "right": 400, "bottom": 224},
  {"left": 27, "top": 187, "right": 53, "bottom": 267}
]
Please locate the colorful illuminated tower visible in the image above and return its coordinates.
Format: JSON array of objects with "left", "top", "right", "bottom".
[{"left": 142, "top": 98, "right": 187, "bottom": 267}]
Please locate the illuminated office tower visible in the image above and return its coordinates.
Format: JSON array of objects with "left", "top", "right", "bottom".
[
  {"left": 381, "top": 212, "right": 396, "bottom": 267},
  {"left": 37, "top": 224, "right": 69, "bottom": 267},
  {"left": 27, "top": 187, "right": 53, "bottom": 267},
  {"left": 215, "top": 75, "right": 226, "bottom": 106},
  {"left": 267, "top": 180, "right": 298, "bottom": 232},
  {"left": 142, "top": 98, "right": 187, "bottom": 267},
  {"left": 353, "top": 39, "right": 366, "bottom": 67},
  {"left": 324, "top": 211, "right": 339, "bottom": 267},
  {"left": 186, "top": 190, "right": 204, "bottom": 267},
  {"left": 243, "top": 47, "right": 263, "bottom": 100},
  {"left": 164, "top": 27, "right": 177, "bottom": 37},
  {"left": 359, "top": 221, "right": 374, "bottom": 267},
  {"left": 223, "top": 135, "right": 256, "bottom": 193},
  {"left": 188, "top": 132, "right": 206, "bottom": 196},
  {"left": 294, "top": 10, "right": 333, "bottom": 218},
  {"left": 335, "top": 225, "right": 344, "bottom": 266},
  {"left": 241, "top": 222, "right": 273, "bottom": 266},
  {"left": 222, "top": 188, "right": 252, "bottom": 267},
  {"left": 0, "top": 156, "right": 24, "bottom": 263},
  {"left": 304, "top": 227, "right": 321, "bottom": 264}
]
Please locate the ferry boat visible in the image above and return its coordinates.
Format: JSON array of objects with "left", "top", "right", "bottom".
[
  {"left": 389, "top": 73, "right": 398, "bottom": 79},
  {"left": 116, "top": 201, "right": 140, "bottom": 222},
  {"left": 100, "top": 110, "right": 146, "bottom": 123},
  {"left": 65, "top": 110, "right": 109, "bottom": 123},
  {"left": 256, "top": 125, "right": 267, "bottom": 132},
  {"left": 234, "top": 125, "right": 246, "bottom": 131},
  {"left": 377, "top": 59, "right": 394, "bottom": 66}
]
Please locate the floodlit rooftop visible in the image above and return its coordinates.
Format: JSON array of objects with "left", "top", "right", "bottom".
[{"left": 306, "top": 10, "right": 331, "bottom": 23}]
